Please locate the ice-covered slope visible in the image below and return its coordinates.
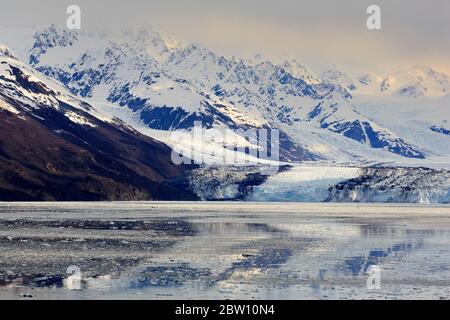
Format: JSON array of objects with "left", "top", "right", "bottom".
[{"left": 352, "top": 95, "right": 450, "bottom": 163}]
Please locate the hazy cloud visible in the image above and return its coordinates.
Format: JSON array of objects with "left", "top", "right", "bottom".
[{"left": 0, "top": 0, "right": 449, "bottom": 74}]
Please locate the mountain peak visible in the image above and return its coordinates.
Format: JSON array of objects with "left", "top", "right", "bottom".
[
  {"left": 321, "top": 68, "right": 357, "bottom": 92},
  {"left": 280, "top": 59, "right": 320, "bottom": 85},
  {"left": 0, "top": 44, "right": 17, "bottom": 59},
  {"left": 116, "top": 25, "right": 182, "bottom": 62},
  {"left": 29, "top": 24, "right": 79, "bottom": 65},
  {"left": 381, "top": 65, "right": 450, "bottom": 98}
]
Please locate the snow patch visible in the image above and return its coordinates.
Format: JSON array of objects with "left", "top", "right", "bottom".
[
  {"left": 0, "top": 98, "right": 20, "bottom": 114},
  {"left": 64, "top": 110, "right": 97, "bottom": 127}
]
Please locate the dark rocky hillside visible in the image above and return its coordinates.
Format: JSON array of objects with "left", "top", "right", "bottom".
[{"left": 0, "top": 106, "right": 198, "bottom": 201}]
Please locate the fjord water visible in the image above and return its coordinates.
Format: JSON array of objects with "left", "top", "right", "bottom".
[{"left": 0, "top": 202, "right": 449, "bottom": 300}]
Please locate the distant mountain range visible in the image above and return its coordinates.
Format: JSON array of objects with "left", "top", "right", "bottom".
[
  {"left": 2, "top": 24, "right": 448, "bottom": 163},
  {"left": 1, "top": 24, "right": 450, "bottom": 202},
  {"left": 321, "top": 65, "right": 450, "bottom": 98}
]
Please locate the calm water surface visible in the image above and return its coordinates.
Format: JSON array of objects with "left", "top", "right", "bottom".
[{"left": 0, "top": 202, "right": 449, "bottom": 300}]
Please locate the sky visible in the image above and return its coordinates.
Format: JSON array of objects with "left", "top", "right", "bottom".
[{"left": 0, "top": 0, "right": 449, "bottom": 75}]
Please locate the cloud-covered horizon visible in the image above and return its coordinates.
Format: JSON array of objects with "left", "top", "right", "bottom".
[{"left": 0, "top": 0, "right": 449, "bottom": 75}]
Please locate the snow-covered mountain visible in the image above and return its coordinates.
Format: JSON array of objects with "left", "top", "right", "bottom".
[
  {"left": 0, "top": 42, "right": 97, "bottom": 121},
  {"left": 0, "top": 45, "right": 197, "bottom": 201},
  {"left": 380, "top": 66, "right": 450, "bottom": 98},
  {"left": 19, "top": 26, "right": 317, "bottom": 162},
  {"left": 321, "top": 68, "right": 358, "bottom": 92},
  {"left": 1, "top": 24, "right": 450, "bottom": 203},
  {"left": 321, "top": 65, "right": 450, "bottom": 98},
  {"left": 2, "top": 24, "right": 449, "bottom": 163},
  {"left": 279, "top": 59, "right": 321, "bottom": 85},
  {"left": 0, "top": 44, "right": 17, "bottom": 59}
]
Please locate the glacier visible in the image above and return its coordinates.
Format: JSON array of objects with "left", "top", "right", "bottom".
[
  {"left": 186, "top": 165, "right": 450, "bottom": 204},
  {"left": 250, "top": 166, "right": 361, "bottom": 202}
]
